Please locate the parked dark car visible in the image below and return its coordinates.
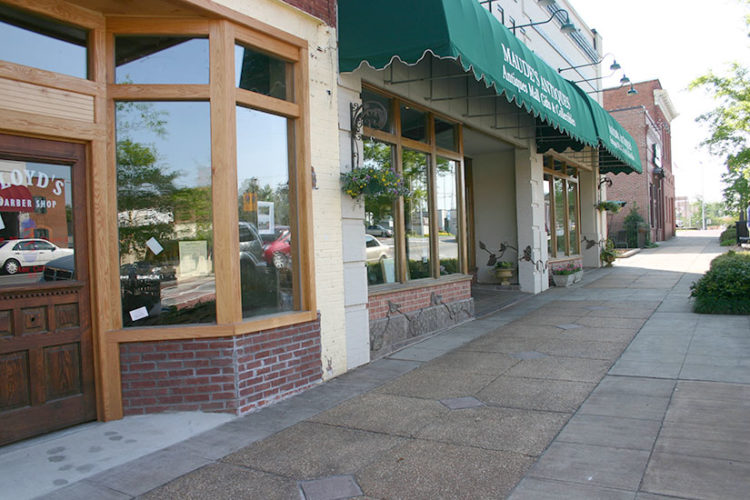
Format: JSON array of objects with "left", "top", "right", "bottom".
[{"left": 41, "top": 253, "right": 75, "bottom": 281}]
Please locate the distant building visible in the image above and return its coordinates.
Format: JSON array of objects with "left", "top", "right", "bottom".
[
  {"left": 675, "top": 196, "right": 693, "bottom": 228},
  {"left": 604, "top": 80, "right": 678, "bottom": 243}
]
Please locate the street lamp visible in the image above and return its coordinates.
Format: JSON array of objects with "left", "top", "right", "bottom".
[{"left": 512, "top": 8, "right": 577, "bottom": 35}]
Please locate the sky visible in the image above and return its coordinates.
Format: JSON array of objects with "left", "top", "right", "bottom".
[{"left": 569, "top": 0, "right": 749, "bottom": 202}]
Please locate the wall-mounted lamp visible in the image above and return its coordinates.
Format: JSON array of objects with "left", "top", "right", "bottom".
[
  {"left": 558, "top": 53, "right": 620, "bottom": 73},
  {"left": 512, "top": 8, "right": 576, "bottom": 35},
  {"left": 627, "top": 83, "right": 639, "bottom": 95},
  {"left": 619, "top": 74, "right": 631, "bottom": 85}
]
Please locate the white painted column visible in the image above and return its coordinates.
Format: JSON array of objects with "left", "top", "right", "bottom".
[
  {"left": 514, "top": 146, "right": 549, "bottom": 293},
  {"left": 580, "top": 167, "right": 601, "bottom": 268},
  {"left": 338, "top": 74, "right": 370, "bottom": 370}
]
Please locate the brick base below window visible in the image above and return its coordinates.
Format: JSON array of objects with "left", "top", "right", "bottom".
[
  {"left": 368, "top": 279, "right": 473, "bottom": 359},
  {"left": 119, "top": 317, "right": 321, "bottom": 416}
]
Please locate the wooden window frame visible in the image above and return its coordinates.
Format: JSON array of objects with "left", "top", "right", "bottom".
[
  {"left": 543, "top": 156, "right": 581, "bottom": 260},
  {"left": 361, "top": 85, "right": 467, "bottom": 286}
]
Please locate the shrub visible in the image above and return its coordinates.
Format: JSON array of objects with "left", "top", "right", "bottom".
[
  {"left": 719, "top": 224, "right": 737, "bottom": 246},
  {"left": 690, "top": 250, "right": 750, "bottom": 314},
  {"left": 623, "top": 203, "right": 649, "bottom": 248}
]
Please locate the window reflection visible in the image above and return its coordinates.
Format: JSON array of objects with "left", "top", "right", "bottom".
[
  {"left": 115, "top": 37, "right": 209, "bottom": 84},
  {"left": 434, "top": 118, "right": 457, "bottom": 151},
  {"left": 235, "top": 44, "right": 290, "bottom": 100},
  {"left": 361, "top": 90, "right": 392, "bottom": 133},
  {"left": 436, "top": 158, "right": 459, "bottom": 275},
  {"left": 0, "top": 160, "right": 75, "bottom": 284},
  {"left": 236, "top": 106, "right": 296, "bottom": 318},
  {"left": 568, "top": 180, "right": 579, "bottom": 254},
  {"left": 403, "top": 150, "right": 431, "bottom": 279},
  {"left": 554, "top": 177, "right": 566, "bottom": 256},
  {"left": 400, "top": 106, "right": 427, "bottom": 143},
  {"left": 116, "top": 101, "right": 214, "bottom": 326},
  {"left": 544, "top": 175, "right": 552, "bottom": 256},
  {"left": 0, "top": 4, "right": 87, "bottom": 79},
  {"left": 363, "top": 138, "right": 395, "bottom": 285}
]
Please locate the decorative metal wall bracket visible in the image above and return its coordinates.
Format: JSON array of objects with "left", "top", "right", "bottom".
[{"left": 350, "top": 102, "right": 364, "bottom": 170}]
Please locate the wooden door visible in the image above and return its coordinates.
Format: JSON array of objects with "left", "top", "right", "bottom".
[{"left": 0, "top": 134, "right": 94, "bottom": 446}]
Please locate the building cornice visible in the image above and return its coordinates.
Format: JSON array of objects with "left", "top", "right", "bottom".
[{"left": 654, "top": 89, "right": 679, "bottom": 122}]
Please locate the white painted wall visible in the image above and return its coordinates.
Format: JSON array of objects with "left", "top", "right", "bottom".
[
  {"left": 471, "top": 151, "right": 518, "bottom": 283},
  {"left": 515, "top": 144, "right": 549, "bottom": 293}
]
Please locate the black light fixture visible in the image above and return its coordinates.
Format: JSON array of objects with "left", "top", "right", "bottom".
[
  {"left": 512, "top": 8, "right": 577, "bottom": 35},
  {"left": 619, "top": 74, "right": 631, "bottom": 85},
  {"left": 558, "top": 53, "right": 620, "bottom": 73},
  {"left": 627, "top": 83, "right": 639, "bottom": 95}
]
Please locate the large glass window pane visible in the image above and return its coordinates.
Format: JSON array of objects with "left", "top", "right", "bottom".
[
  {"left": 116, "top": 101, "right": 213, "bottom": 326},
  {"left": 434, "top": 118, "right": 457, "bottom": 151},
  {"left": 554, "top": 177, "right": 566, "bottom": 256},
  {"left": 436, "top": 157, "right": 459, "bottom": 275},
  {"left": 0, "top": 161, "right": 75, "bottom": 283},
  {"left": 235, "top": 44, "right": 291, "bottom": 100},
  {"left": 236, "top": 106, "right": 296, "bottom": 318},
  {"left": 115, "top": 37, "right": 209, "bottom": 84},
  {"left": 568, "top": 181, "right": 579, "bottom": 254},
  {"left": 400, "top": 105, "right": 427, "bottom": 143},
  {"left": 403, "top": 150, "right": 431, "bottom": 279},
  {"left": 0, "top": 4, "right": 87, "bottom": 79},
  {"left": 361, "top": 90, "right": 392, "bottom": 133},
  {"left": 544, "top": 175, "right": 552, "bottom": 257},
  {"left": 362, "top": 138, "right": 396, "bottom": 286}
]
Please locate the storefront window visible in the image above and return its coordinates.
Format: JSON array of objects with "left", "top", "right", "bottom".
[
  {"left": 435, "top": 118, "right": 457, "bottom": 151},
  {"left": 545, "top": 158, "right": 581, "bottom": 258},
  {"left": 236, "top": 106, "right": 296, "bottom": 317},
  {"left": 115, "top": 36, "right": 209, "bottom": 84},
  {"left": 116, "top": 101, "right": 214, "bottom": 326},
  {"left": 0, "top": 4, "right": 87, "bottom": 79},
  {"left": 568, "top": 180, "right": 579, "bottom": 254},
  {"left": 0, "top": 160, "right": 74, "bottom": 282},
  {"left": 554, "top": 177, "right": 566, "bottom": 256},
  {"left": 436, "top": 157, "right": 459, "bottom": 275},
  {"left": 235, "top": 44, "right": 291, "bottom": 101},
  {"left": 362, "top": 138, "right": 396, "bottom": 286},
  {"left": 361, "top": 90, "right": 392, "bottom": 133},
  {"left": 401, "top": 105, "right": 427, "bottom": 143},
  {"left": 404, "top": 149, "right": 431, "bottom": 279}
]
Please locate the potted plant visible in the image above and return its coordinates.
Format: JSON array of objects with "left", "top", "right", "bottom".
[
  {"left": 600, "top": 238, "right": 616, "bottom": 267},
  {"left": 494, "top": 260, "right": 514, "bottom": 285},
  {"left": 551, "top": 261, "right": 582, "bottom": 287},
  {"left": 341, "top": 166, "right": 409, "bottom": 200}
]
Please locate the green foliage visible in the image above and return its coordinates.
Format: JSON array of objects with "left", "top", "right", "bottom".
[
  {"left": 408, "top": 259, "right": 431, "bottom": 279},
  {"left": 596, "top": 200, "right": 623, "bottom": 213},
  {"left": 623, "top": 203, "right": 648, "bottom": 248},
  {"left": 720, "top": 224, "right": 737, "bottom": 246},
  {"left": 600, "top": 238, "right": 616, "bottom": 267},
  {"left": 494, "top": 261, "right": 514, "bottom": 269},
  {"left": 440, "top": 258, "right": 459, "bottom": 275},
  {"left": 690, "top": 250, "right": 750, "bottom": 314}
]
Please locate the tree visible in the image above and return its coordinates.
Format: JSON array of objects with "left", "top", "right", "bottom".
[{"left": 690, "top": 2, "right": 750, "bottom": 218}]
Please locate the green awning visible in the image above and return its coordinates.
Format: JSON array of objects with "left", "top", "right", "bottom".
[
  {"left": 571, "top": 85, "right": 642, "bottom": 174},
  {"left": 339, "top": 0, "right": 599, "bottom": 149}
]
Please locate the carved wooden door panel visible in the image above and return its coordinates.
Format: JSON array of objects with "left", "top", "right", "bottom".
[{"left": 0, "top": 135, "right": 94, "bottom": 446}]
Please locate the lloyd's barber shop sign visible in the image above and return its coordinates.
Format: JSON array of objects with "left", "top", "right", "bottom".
[{"left": 0, "top": 166, "right": 65, "bottom": 213}]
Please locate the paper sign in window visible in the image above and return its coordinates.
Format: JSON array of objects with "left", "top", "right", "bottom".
[
  {"left": 129, "top": 306, "right": 149, "bottom": 321},
  {"left": 146, "top": 237, "right": 163, "bottom": 255}
]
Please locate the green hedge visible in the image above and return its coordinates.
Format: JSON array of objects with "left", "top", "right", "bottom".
[
  {"left": 690, "top": 251, "right": 750, "bottom": 314},
  {"left": 719, "top": 225, "right": 737, "bottom": 246}
]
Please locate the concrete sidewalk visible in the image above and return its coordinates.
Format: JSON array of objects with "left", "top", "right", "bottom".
[{"left": 15, "top": 230, "right": 750, "bottom": 499}]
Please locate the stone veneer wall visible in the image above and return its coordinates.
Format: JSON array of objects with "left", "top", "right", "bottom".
[
  {"left": 368, "top": 279, "right": 473, "bottom": 359},
  {"left": 119, "top": 317, "right": 321, "bottom": 415}
]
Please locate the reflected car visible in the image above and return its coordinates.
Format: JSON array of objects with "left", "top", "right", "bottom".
[
  {"left": 366, "top": 224, "right": 393, "bottom": 238},
  {"left": 264, "top": 230, "right": 291, "bottom": 269},
  {"left": 0, "top": 238, "right": 74, "bottom": 275},
  {"left": 365, "top": 234, "right": 391, "bottom": 263},
  {"left": 41, "top": 253, "right": 75, "bottom": 281},
  {"left": 239, "top": 221, "right": 267, "bottom": 271}
]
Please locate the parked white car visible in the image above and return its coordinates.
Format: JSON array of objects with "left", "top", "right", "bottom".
[
  {"left": 365, "top": 234, "right": 392, "bottom": 263},
  {"left": 0, "top": 239, "right": 74, "bottom": 275}
]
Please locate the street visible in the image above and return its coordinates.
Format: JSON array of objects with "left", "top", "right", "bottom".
[{"left": 7, "top": 230, "right": 750, "bottom": 499}]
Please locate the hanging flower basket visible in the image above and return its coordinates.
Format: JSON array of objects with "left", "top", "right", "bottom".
[{"left": 341, "top": 167, "right": 409, "bottom": 200}]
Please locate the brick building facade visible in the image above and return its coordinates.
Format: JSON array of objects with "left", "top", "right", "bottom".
[{"left": 603, "top": 80, "right": 678, "bottom": 243}]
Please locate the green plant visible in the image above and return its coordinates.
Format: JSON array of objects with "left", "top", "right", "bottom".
[
  {"left": 623, "top": 203, "right": 648, "bottom": 248},
  {"left": 596, "top": 200, "right": 624, "bottom": 213},
  {"left": 341, "top": 166, "right": 409, "bottom": 200},
  {"left": 600, "top": 238, "right": 616, "bottom": 266},
  {"left": 551, "top": 261, "right": 582, "bottom": 275},
  {"left": 495, "top": 261, "right": 514, "bottom": 269},
  {"left": 690, "top": 250, "right": 750, "bottom": 314},
  {"left": 719, "top": 224, "right": 737, "bottom": 246}
]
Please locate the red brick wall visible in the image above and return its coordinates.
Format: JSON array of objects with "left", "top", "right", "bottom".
[
  {"left": 282, "top": 0, "right": 335, "bottom": 26},
  {"left": 368, "top": 279, "right": 472, "bottom": 321},
  {"left": 120, "top": 317, "right": 321, "bottom": 416}
]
